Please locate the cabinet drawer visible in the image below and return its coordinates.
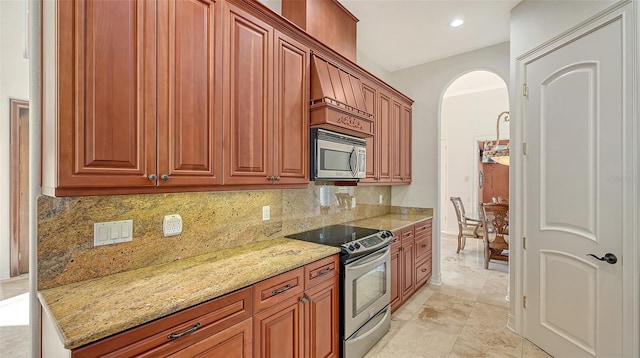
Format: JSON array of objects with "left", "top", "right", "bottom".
[
  {"left": 72, "top": 287, "right": 252, "bottom": 358},
  {"left": 414, "top": 220, "right": 432, "bottom": 238},
  {"left": 253, "top": 267, "right": 304, "bottom": 313},
  {"left": 415, "top": 258, "right": 432, "bottom": 288},
  {"left": 401, "top": 226, "right": 414, "bottom": 243},
  {"left": 304, "top": 255, "right": 339, "bottom": 289},
  {"left": 415, "top": 236, "right": 432, "bottom": 263}
]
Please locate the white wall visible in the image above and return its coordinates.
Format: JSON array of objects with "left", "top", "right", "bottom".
[
  {"left": 510, "top": 0, "right": 617, "bottom": 59},
  {"left": 0, "top": 0, "right": 30, "bottom": 280},
  {"left": 356, "top": 50, "right": 392, "bottom": 83},
  {"left": 388, "top": 42, "right": 509, "bottom": 212},
  {"left": 441, "top": 86, "right": 509, "bottom": 234}
]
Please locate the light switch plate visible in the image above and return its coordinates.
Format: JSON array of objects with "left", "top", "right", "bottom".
[
  {"left": 94, "top": 220, "right": 133, "bottom": 247},
  {"left": 262, "top": 206, "right": 270, "bottom": 221},
  {"left": 163, "top": 214, "right": 183, "bottom": 237}
]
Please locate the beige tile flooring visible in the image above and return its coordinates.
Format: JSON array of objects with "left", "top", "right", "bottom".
[
  {"left": 364, "top": 234, "right": 551, "bottom": 358},
  {"left": 0, "top": 235, "right": 550, "bottom": 358},
  {"left": 0, "top": 274, "right": 30, "bottom": 358}
]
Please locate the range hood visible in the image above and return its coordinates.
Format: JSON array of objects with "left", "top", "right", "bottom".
[{"left": 309, "top": 54, "right": 374, "bottom": 138}]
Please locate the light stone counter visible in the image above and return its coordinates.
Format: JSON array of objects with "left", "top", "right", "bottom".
[
  {"left": 38, "top": 238, "right": 340, "bottom": 350},
  {"left": 349, "top": 213, "right": 433, "bottom": 232}
]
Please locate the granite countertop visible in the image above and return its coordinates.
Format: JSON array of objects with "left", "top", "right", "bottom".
[
  {"left": 38, "top": 238, "right": 341, "bottom": 350},
  {"left": 39, "top": 212, "right": 432, "bottom": 351},
  {"left": 349, "top": 213, "right": 433, "bottom": 232}
]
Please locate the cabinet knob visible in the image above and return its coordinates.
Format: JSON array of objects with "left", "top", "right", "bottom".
[
  {"left": 148, "top": 174, "right": 157, "bottom": 182},
  {"left": 160, "top": 174, "right": 169, "bottom": 181},
  {"left": 275, "top": 176, "right": 281, "bottom": 181}
]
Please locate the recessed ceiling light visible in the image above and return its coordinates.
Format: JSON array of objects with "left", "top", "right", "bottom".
[{"left": 450, "top": 18, "right": 464, "bottom": 27}]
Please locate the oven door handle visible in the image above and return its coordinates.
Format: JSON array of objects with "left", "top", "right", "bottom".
[{"left": 346, "top": 247, "right": 389, "bottom": 270}]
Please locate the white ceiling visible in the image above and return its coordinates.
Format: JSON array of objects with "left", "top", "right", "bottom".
[
  {"left": 260, "top": 0, "right": 520, "bottom": 72},
  {"left": 338, "top": 0, "right": 520, "bottom": 72}
]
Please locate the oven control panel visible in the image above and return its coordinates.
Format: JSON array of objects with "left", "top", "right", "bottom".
[{"left": 341, "top": 230, "right": 394, "bottom": 256}]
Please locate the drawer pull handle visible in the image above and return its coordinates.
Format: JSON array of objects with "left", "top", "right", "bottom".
[
  {"left": 421, "top": 244, "right": 428, "bottom": 248},
  {"left": 272, "top": 284, "right": 292, "bottom": 295},
  {"left": 316, "top": 267, "right": 333, "bottom": 276},
  {"left": 421, "top": 268, "right": 428, "bottom": 272},
  {"left": 392, "top": 238, "right": 399, "bottom": 243},
  {"left": 168, "top": 322, "right": 201, "bottom": 340}
]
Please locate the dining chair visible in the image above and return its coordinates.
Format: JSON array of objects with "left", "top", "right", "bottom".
[
  {"left": 479, "top": 202, "right": 509, "bottom": 269},
  {"left": 450, "top": 197, "right": 483, "bottom": 254}
]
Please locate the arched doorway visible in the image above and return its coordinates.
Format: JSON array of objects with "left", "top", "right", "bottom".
[{"left": 440, "top": 70, "right": 509, "bottom": 236}]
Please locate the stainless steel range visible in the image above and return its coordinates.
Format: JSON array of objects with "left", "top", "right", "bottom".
[{"left": 287, "top": 224, "right": 393, "bottom": 358}]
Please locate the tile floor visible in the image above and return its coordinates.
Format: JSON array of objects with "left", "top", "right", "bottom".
[
  {"left": 0, "top": 274, "right": 30, "bottom": 358},
  {"left": 0, "top": 234, "right": 550, "bottom": 358},
  {"left": 364, "top": 234, "right": 550, "bottom": 358}
]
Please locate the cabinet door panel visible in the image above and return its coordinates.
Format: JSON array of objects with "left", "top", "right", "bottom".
[
  {"left": 224, "top": 5, "right": 273, "bottom": 184},
  {"left": 401, "top": 104, "right": 412, "bottom": 182},
  {"left": 390, "top": 235, "right": 402, "bottom": 313},
  {"left": 378, "top": 92, "right": 393, "bottom": 182},
  {"left": 57, "top": 0, "right": 156, "bottom": 188},
  {"left": 254, "top": 296, "right": 303, "bottom": 358},
  {"left": 361, "top": 81, "right": 377, "bottom": 182},
  {"left": 274, "top": 30, "right": 309, "bottom": 184},
  {"left": 305, "top": 279, "right": 339, "bottom": 358},
  {"left": 401, "top": 239, "right": 415, "bottom": 300},
  {"left": 158, "top": 0, "right": 222, "bottom": 186},
  {"left": 391, "top": 99, "right": 403, "bottom": 182}
]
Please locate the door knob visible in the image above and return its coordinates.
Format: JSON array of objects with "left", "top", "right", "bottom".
[{"left": 587, "top": 253, "right": 618, "bottom": 264}]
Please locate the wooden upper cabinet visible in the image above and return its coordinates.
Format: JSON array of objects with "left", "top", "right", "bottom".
[
  {"left": 361, "top": 80, "right": 377, "bottom": 182},
  {"left": 390, "top": 97, "right": 411, "bottom": 184},
  {"left": 44, "top": 0, "right": 223, "bottom": 195},
  {"left": 47, "top": 0, "right": 158, "bottom": 194},
  {"left": 401, "top": 104, "right": 412, "bottom": 183},
  {"left": 274, "top": 30, "right": 310, "bottom": 185},
  {"left": 223, "top": 2, "right": 309, "bottom": 186},
  {"left": 223, "top": 3, "right": 273, "bottom": 185},
  {"left": 359, "top": 82, "right": 406, "bottom": 186},
  {"left": 157, "top": 0, "right": 223, "bottom": 187},
  {"left": 391, "top": 99, "right": 403, "bottom": 182}
]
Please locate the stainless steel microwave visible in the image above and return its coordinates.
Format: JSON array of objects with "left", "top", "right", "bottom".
[{"left": 311, "top": 129, "right": 366, "bottom": 181}]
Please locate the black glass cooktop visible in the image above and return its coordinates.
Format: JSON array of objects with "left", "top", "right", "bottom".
[{"left": 286, "top": 224, "right": 381, "bottom": 247}]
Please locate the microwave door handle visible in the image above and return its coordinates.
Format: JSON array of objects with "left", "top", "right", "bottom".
[{"left": 349, "top": 147, "right": 358, "bottom": 177}]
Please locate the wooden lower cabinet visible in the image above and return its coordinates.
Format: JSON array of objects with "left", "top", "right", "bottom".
[
  {"left": 390, "top": 218, "right": 432, "bottom": 313},
  {"left": 389, "top": 238, "right": 402, "bottom": 312},
  {"left": 255, "top": 255, "right": 339, "bottom": 358},
  {"left": 71, "top": 287, "right": 253, "bottom": 357},
  {"left": 70, "top": 255, "right": 339, "bottom": 358},
  {"left": 254, "top": 295, "right": 304, "bottom": 358},
  {"left": 304, "top": 278, "right": 339, "bottom": 358}
]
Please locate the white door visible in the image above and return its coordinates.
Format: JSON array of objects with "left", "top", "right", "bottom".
[{"left": 523, "top": 8, "right": 631, "bottom": 358}]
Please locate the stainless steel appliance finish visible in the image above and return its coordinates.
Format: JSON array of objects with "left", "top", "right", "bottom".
[
  {"left": 343, "top": 305, "right": 391, "bottom": 358},
  {"left": 286, "top": 224, "right": 393, "bottom": 358},
  {"left": 311, "top": 128, "right": 366, "bottom": 181},
  {"left": 343, "top": 247, "right": 391, "bottom": 358}
]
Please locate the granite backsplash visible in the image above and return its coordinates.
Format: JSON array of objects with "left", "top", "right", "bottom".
[{"left": 38, "top": 184, "right": 397, "bottom": 290}]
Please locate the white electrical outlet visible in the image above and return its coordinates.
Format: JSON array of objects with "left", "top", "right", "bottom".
[
  {"left": 163, "top": 214, "right": 183, "bottom": 237},
  {"left": 378, "top": 195, "right": 384, "bottom": 204},
  {"left": 94, "top": 220, "right": 133, "bottom": 247},
  {"left": 262, "top": 206, "right": 270, "bottom": 221}
]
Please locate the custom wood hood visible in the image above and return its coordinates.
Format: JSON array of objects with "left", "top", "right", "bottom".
[{"left": 309, "top": 54, "right": 374, "bottom": 137}]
